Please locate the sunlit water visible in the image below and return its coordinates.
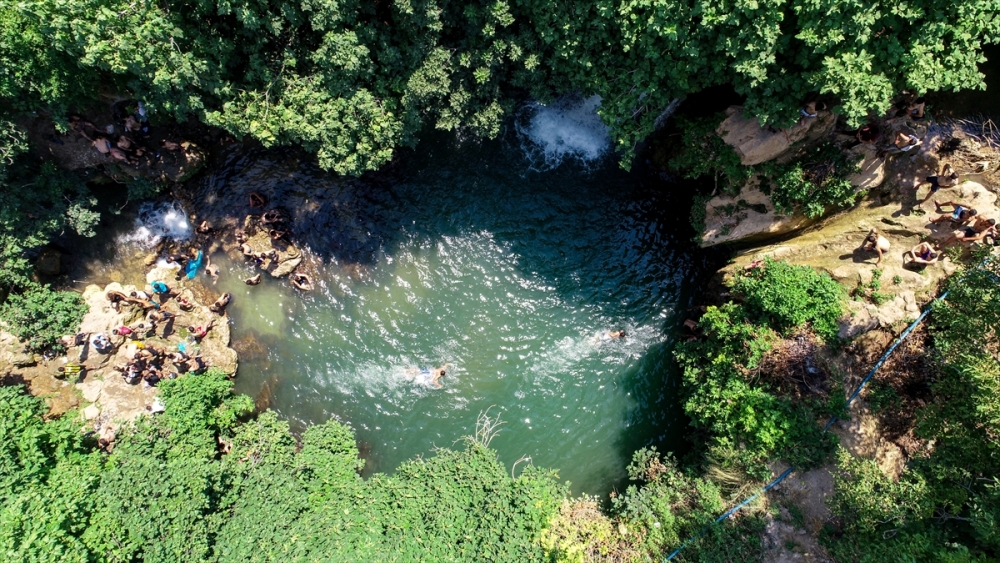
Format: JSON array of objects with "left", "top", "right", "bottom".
[{"left": 76, "top": 100, "right": 716, "bottom": 495}]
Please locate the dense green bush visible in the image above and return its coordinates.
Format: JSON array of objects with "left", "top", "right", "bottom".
[
  {"left": 0, "top": 283, "right": 87, "bottom": 352},
  {"left": 0, "top": 371, "right": 566, "bottom": 562},
  {"left": 758, "top": 144, "right": 862, "bottom": 219},
  {"left": 4, "top": 0, "right": 999, "bottom": 173},
  {"left": 675, "top": 304, "right": 836, "bottom": 477},
  {"left": 729, "top": 257, "right": 845, "bottom": 341}
]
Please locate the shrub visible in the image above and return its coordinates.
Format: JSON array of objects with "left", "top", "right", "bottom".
[
  {"left": 729, "top": 258, "right": 845, "bottom": 341},
  {"left": 0, "top": 283, "right": 87, "bottom": 352},
  {"left": 758, "top": 143, "right": 862, "bottom": 218}
]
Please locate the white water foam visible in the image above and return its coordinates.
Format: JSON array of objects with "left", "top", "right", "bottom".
[
  {"left": 517, "top": 95, "right": 611, "bottom": 170},
  {"left": 119, "top": 201, "right": 192, "bottom": 247}
]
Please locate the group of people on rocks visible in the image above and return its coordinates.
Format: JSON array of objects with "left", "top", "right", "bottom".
[
  {"left": 233, "top": 193, "right": 314, "bottom": 291},
  {"left": 67, "top": 103, "right": 190, "bottom": 168},
  {"left": 860, "top": 160, "right": 997, "bottom": 267},
  {"left": 97, "top": 277, "right": 230, "bottom": 386}
]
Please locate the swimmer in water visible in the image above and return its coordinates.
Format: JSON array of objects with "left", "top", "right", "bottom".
[
  {"left": 405, "top": 364, "right": 449, "bottom": 388},
  {"left": 290, "top": 272, "right": 313, "bottom": 291},
  {"left": 244, "top": 273, "right": 261, "bottom": 285}
]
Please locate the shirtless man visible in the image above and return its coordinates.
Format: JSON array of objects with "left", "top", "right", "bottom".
[
  {"left": 906, "top": 242, "right": 938, "bottom": 266},
  {"left": 931, "top": 201, "right": 978, "bottom": 225},
  {"left": 406, "top": 364, "right": 449, "bottom": 388},
  {"left": 861, "top": 228, "right": 891, "bottom": 266},
  {"left": 940, "top": 217, "right": 997, "bottom": 247},
  {"left": 92, "top": 136, "right": 112, "bottom": 156},
  {"left": 919, "top": 163, "right": 960, "bottom": 203}
]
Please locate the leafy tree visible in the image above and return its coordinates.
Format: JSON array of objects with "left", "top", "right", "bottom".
[
  {"left": 0, "top": 283, "right": 87, "bottom": 352},
  {"left": 729, "top": 257, "right": 845, "bottom": 341}
]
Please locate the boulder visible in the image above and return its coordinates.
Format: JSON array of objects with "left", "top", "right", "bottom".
[
  {"left": 701, "top": 180, "right": 819, "bottom": 247},
  {"left": 718, "top": 106, "right": 837, "bottom": 166}
]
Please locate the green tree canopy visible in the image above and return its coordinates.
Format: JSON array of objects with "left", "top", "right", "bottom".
[{"left": 3, "top": 0, "right": 999, "bottom": 174}]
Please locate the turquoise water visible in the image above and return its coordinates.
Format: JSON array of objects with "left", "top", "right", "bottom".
[{"left": 88, "top": 104, "right": 714, "bottom": 495}]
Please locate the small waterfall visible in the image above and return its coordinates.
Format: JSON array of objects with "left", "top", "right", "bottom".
[
  {"left": 516, "top": 95, "right": 611, "bottom": 170},
  {"left": 119, "top": 201, "right": 192, "bottom": 247}
]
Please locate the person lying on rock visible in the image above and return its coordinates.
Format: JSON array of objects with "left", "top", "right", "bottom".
[
  {"left": 69, "top": 115, "right": 95, "bottom": 140},
  {"left": 209, "top": 293, "right": 231, "bottom": 313},
  {"left": 878, "top": 132, "right": 922, "bottom": 158},
  {"left": 860, "top": 228, "right": 891, "bottom": 266},
  {"left": 940, "top": 218, "right": 997, "bottom": 247},
  {"left": 92, "top": 136, "right": 112, "bottom": 156},
  {"left": 920, "top": 163, "right": 960, "bottom": 203},
  {"left": 931, "top": 201, "right": 977, "bottom": 225}
]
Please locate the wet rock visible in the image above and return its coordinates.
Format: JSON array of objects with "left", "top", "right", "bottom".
[
  {"left": 35, "top": 246, "right": 67, "bottom": 276},
  {"left": 718, "top": 105, "right": 837, "bottom": 166}
]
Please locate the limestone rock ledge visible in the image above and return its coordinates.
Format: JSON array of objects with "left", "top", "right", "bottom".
[{"left": 721, "top": 181, "right": 999, "bottom": 340}]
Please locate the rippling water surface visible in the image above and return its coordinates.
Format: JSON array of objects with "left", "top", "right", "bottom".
[{"left": 81, "top": 103, "right": 715, "bottom": 495}]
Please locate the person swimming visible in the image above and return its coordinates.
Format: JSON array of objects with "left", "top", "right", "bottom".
[
  {"left": 290, "top": 272, "right": 313, "bottom": 291},
  {"left": 244, "top": 273, "right": 261, "bottom": 285},
  {"left": 406, "top": 364, "right": 449, "bottom": 388}
]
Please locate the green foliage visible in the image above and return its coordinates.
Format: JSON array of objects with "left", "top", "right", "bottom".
[
  {"left": 827, "top": 256, "right": 1000, "bottom": 560},
  {"left": 5, "top": 0, "right": 1000, "bottom": 173},
  {"left": 730, "top": 258, "right": 845, "bottom": 341},
  {"left": 0, "top": 283, "right": 87, "bottom": 352},
  {"left": 0, "top": 374, "right": 566, "bottom": 562},
  {"left": 758, "top": 144, "right": 862, "bottom": 219},
  {"left": 669, "top": 115, "right": 753, "bottom": 195},
  {"left": 675, "top": 303, "right": 835, "bottom": 477}
]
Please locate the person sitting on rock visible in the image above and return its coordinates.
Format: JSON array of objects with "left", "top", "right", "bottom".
[
  {"left": 177, "top": 356, "right": 207, "bottom": 375},
  {"left": 290, "top": 272, "right": 314, "bottom": 291},
  {"left": 162, "top": 139, "right": 182, "bottom": 152},
  {"left": 905, "top": 242, "right": 938, "bottom": 266},
  {"left": 189, "top": 320, "right": 216, "bottom": 341},
  {"left": 800, "top": 100, "right": 827, "bottom": 118},
  {"left": 856, "top": 122, "right": 880, "bottom": 145},
  {"left": 879, "top": 131, "right": 922, "bottom": 158},
  {"left": 197, "top": 220, "right": 212, "bottom": 234},
  {"left": 245, "top": 273, "right": 261, "bottom": 285},
  {"left": 940, "top": 217, "right": 997, "bottom": 247},
  {"left": 249, "top": 192, "right": 266, "bottom": 208},
  {"left": 241, "top": 243, "right": 255, "bottom": 258},
  {"left": 908, "top": 97, "right": 926, "bottom": 120},
  {"left": 269, "top": 229, "right": 288, "bottom": 240},
  {"left": 262, "top": 209, "right": 286, "bottom": 224},
  {"left": 106, "top": 290, "right": 129, "bottom": 311},
  {"left": 931, "top": 200, "right": 977, "bottom": 225},
  {"left": 165, "top": 253, "right": 189, "bottom": 267},
  {"left": 235, "top": 230, "right": 247, "bottom": 244},
  {"left": 91, "top": 333, "right": 112, "bottom": 353},
  {"left": 209, "top": 293, "right": 232, "bottom": 314},
  {"left": 860, "top": 228, "right": 891, "bottom": 266},
  {"left": 151, "top": 280, "right": 177, "bottom": 298}
]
